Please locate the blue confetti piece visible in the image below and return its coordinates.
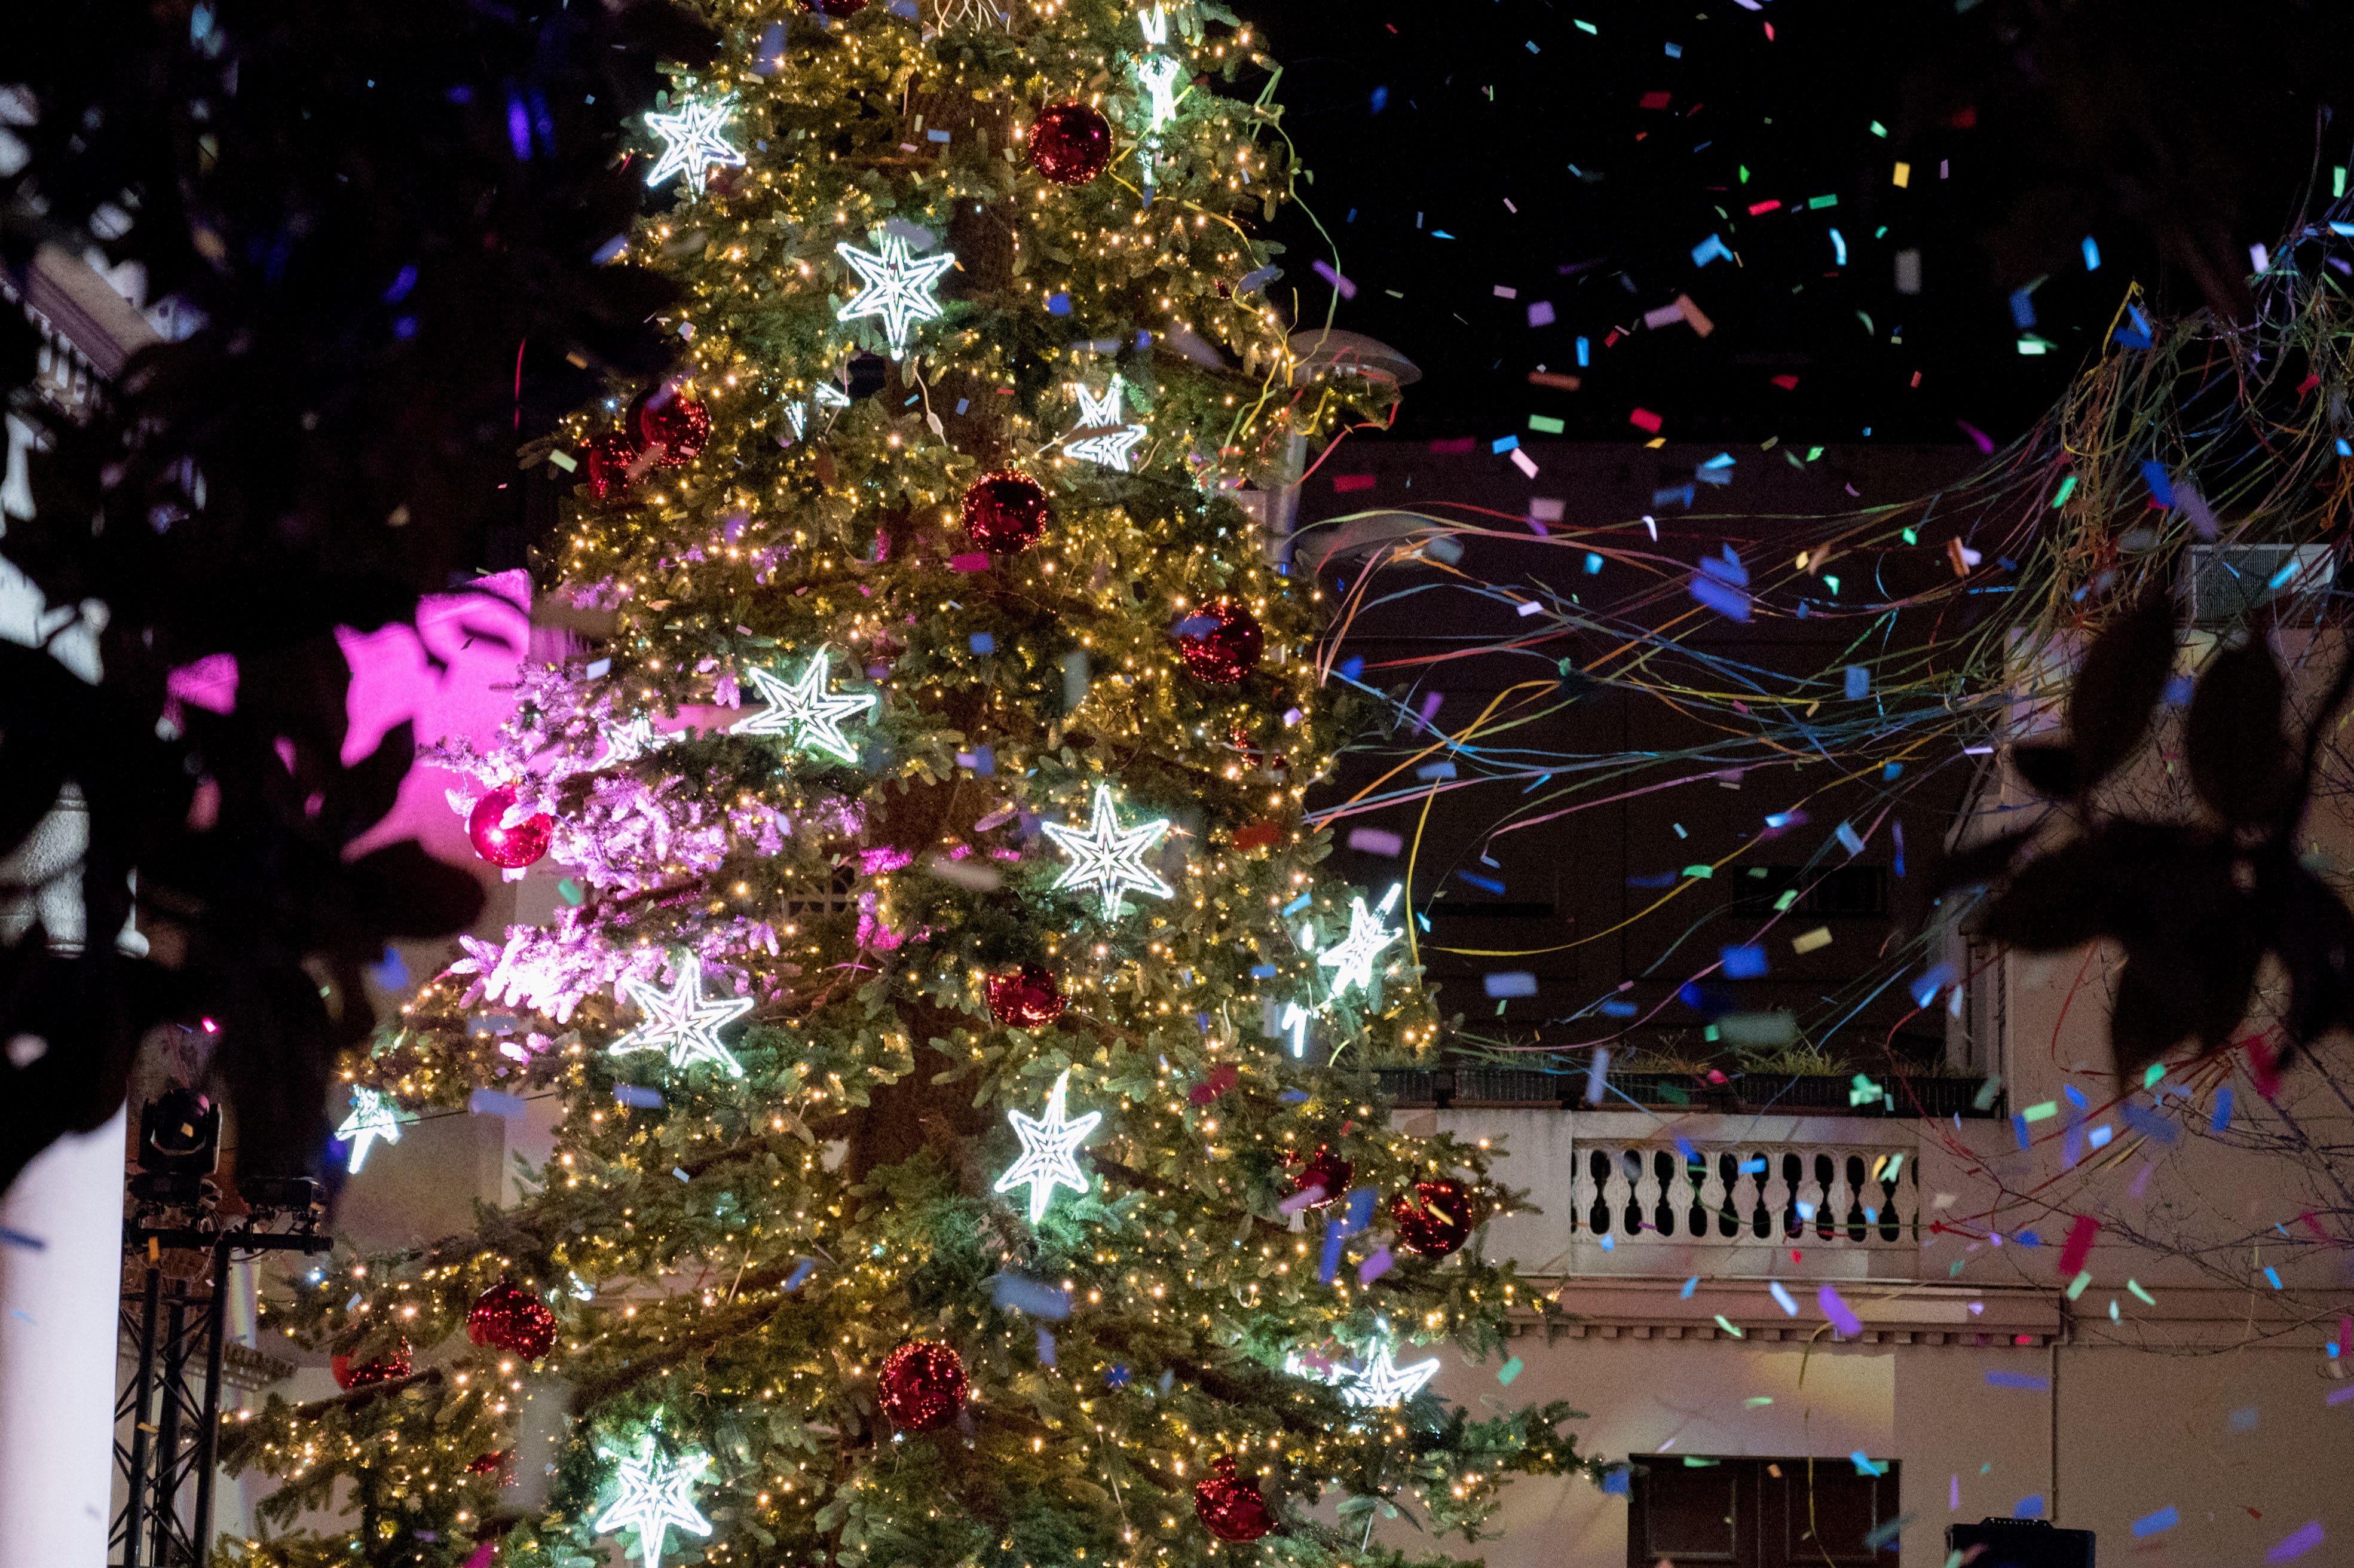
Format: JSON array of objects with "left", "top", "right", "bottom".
[
  {"left": 1674, "top": 1136, "right": 1699, "bottom": 1166},
  {"left": 614, "top": 1085, "right": 665, "bottom": 1109},
  {"left": 1036, "top": 1325, "right": 1057, "bottom": 1365},
  {"left": 1844, "top": 665, "right": 1869, "bottom": 700},
  {"left": 1584, "top": 552, "right": 1604, "bottom": 574},
  {"left": 1985, "top": 1370, "right": 2050, "bottom": 1391},
  {"left": 1597, "top": 999, "right": 1636, "bottom": 1016},
  {"left": 1483, "top": 971, "right": 1538, "bottom": 998},
  {"left": 993, "top": 1272, "right": 1072, "bottom": 1319},
  {"left": 1492, "top": 435, "right": 1520, "bottom": 454},
  {"left": 1320, "top": 1221, "right": 1346, "bottom": 1283},
  {"left": 969, "top": 632, "right": 996, "bottom": 655},
  {"left": 1370, "top": 85, "right": 1388, "bottom": 114},
  {"left": 469, "top": 1089, "right": 526, "bottom": 1119},
  {"left": 1909, "top": 961, "right": 1955, "bottom": 1009},
  {"left": 1679, "top": 1276, "right": 1698, "bottom": 1298},
  {"left": 1689, "top": 572, "right": 1749, "bottom": 621},
  {"left": 1047, "top": 292, "right": 1072, "bottom": 315},
  {"left": 1835, "top": 820, "right": 1867, "bottom": 856},
  {"left": 1691, "top": 234, "right": 1730, "bottom": 267},
  {"left": 2008, "top": 287, "right": 2037, "bottom": 329},
  {"left": 0, "top": 1227, "right": 45, "bottom": 1251},
  {"left": 1339, "top": 657, "right": 1364, "bottom": 682},
  {"left": 1719, "top": 944, "right": 1767, "bottom": 979},
  {"left": 2082, "top": 236, "right": 2101, "bottom": 271},
  {"left": 1851, "top": 1451, "right": 1883, "bottom": 1477},
  {"left": 2211, "top": 1087, "right": 2234, "bottom": 1131},
  {"left": 1738, "top": 1158, "right": 1765, "bottom": 1174},
  {"left": 785, "top": 1258, "right": 817, "bottom": 1290},
  {"left": 1600, "top": 1466, "right": 1630, "bottom": 1494},
  {"left": 1279, "top": 1089, "right": 1309, "bottom": 1103},
  {"left": 2133, "top": 1506, "right": 2178, "bottom": 1538},
  {"left": 2141, "top": 460, "right": 2175, "bottom": 509},
  {"left": 1281, "top": 893, "right": 1312, "bottom": 917},
  {"left": 1250, "top": 964, "right": 1277, "bottom": 978},
  {"left": 2122, "top": 1100, "right": 2182, "bottom": 1144},
  {"left": 1457, "top": 871, "right": 1506, "bottom": 894},
  {"left": 2015, "top": 1494, "right": 2047, "bottom": 1519},
  {"left": 1768, "top": 1281, "right": 1798, "bottom": 1316},
  {"left": 2266, "top": 1266, "right": 2284, "bottom": 1290}
]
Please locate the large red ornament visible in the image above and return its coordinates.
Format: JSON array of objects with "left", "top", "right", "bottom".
[
  {"left": 466, "top": 1281, "right": 559, "bottom": 1361},
  {"left": 1390, "top": 1178, "right": 1474, "bottom": 1257},
  {"left": 633, "top": 388, "right": 712, "bottom": 467},
  {"left": 1193, "top": 1456, "right": 1274, "bottom": 1542},
  {"left": 467, "top": 785, "right": 554, "bottom": 869},
  {"left": 960, "top": 470, "right": 1050, "bottom": 553},
  {"left": 584, "top": 430, "right": 644, "bottom": 500},
  {"left": 878, "top": 1340, "right": 967, "bottom": 1431},
  {"left": 1286, "top": 1146, "right": 1352, "bottom": 1208},
  {"left": 332, "top": 1337, "right": 414, "bottom": 1390},
  {"left": 987, "top": 964, "right": 1067, "bottom": 1029},
  {"left": 1030, "top": 101, "right": 1113, "bottom": 186},
  {"left": 1171, "top": 601, "right": 1264, "bottom": 685}
]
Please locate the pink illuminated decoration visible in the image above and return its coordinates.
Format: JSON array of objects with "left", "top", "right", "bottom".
[{"left": 467, "top": 785, "right": 554, "bottom": 869}]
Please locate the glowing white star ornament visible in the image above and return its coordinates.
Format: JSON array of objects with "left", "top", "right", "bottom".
[
  {"left": 835, "top": 235, "right": 957, "bottom": 358},
  {"left": 601, "top": 716, "right": 660, "bottom": 764},
  {"left": 609, "top": 956, "right": 755, "bottom": 1078},
  {"left": 593, "top": 1434, "right": 714, "bottom": 1568},
  {"left": 336, "top": 1088, "right": 411, "bottom": 1173},
  {"left": 1136, "top": 54, "right": 1184, "bottom": 131},
  {"left": 1065, "top": 380, "right": 1149, "bottom": 471},
  {"left": 1043, "top": 782, "right": 1176, "bottom": 919},
  {"left": 993, "top": 1070, "right": 1103, "bottom": 1223},
  {"left": 1343, "top": 1328, "right": 1441, "bottom": 1409},
  {"left": 731, "top": 649, "right": 877, "bottom": 764},
  {"left": 642, "top": 97, "right": 746, "bottom": 192},
  {"left": 1317, "top": 882, "right": 1403, "bottom": 999}
]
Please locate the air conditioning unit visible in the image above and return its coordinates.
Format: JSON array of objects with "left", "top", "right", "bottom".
[{"left": 2181, "top": 542, "right": 2337, "bottom": 623}]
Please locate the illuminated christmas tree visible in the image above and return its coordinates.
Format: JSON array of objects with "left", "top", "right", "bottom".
[{"left": 222, "top": 4, "right": 1597, "bottom": 1565}]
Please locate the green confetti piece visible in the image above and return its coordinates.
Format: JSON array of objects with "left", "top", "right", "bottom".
[
  {"left": 2128, "top": 1279, "right": 2156, "bottom": 1305},
  {"left": 2021, "top": 1100, "right": 2059, "bottom": 1122},
  {"left": 2050, "top": 474, "right": 2077, "bottom": 508},
  {"left": 1869, "top": 121, "right": 1888, "bottom": 137},
  {"left": 2065, "top": 1270, "right": 2092, "bottom": 1300},
  {"left": 1682, "top": 864, "right": 1714, "bottom": 879},
  {"left": 1744, "top": 1396, "right": 1774, "bottom": 1407},
  {"left": 1713, "top": 1315, "right": 1745, "bottom": 1338},
  {"left": 2142, "top": 1061, "right": 2167, "bottom": 1088},
  {"left": 1496, "top": 1356, "right": 1525, "bottom": 1385},
  {"left": 1808, "top": 194, "right": 1839, "bottom": 209},
  {"left": 1773, "top": 889, "right": 1799, "bottom": 911},
  {"left": 1529, "top": 414, "right": 1565, "bottom": 434},
  {"left": 558, "top": 878, "right": 585, "bottom": 905}
]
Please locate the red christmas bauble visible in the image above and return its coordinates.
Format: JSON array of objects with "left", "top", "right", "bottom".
[
  {"left": 986, "top": 964, "right": 1067, "bottom": 1029},
  {"left": 1030, "top": 101, "right": 1113, "bottom": 186},
  {"left": 1172, "top": 601, "right": 1265, "bottom": 685},
  {"left": 633, "top": 388, "right": 711, "bottom": 467},
  {"left": 466, "top": 1448, "right": 513, "bottom": 1480},
  {"left": 804, "top": 0, "right": 868, "bottom": 12},
  {"left": 467, "top": 786, "right": 554, "bottom": 869},
  {"left": 584, "top": 430, "right": 643, "bottom": 500},
  {"left": 1286, "top": 1146, "right": 1351, "bottom": 1208},
  {"left": 332, "top": 1338, "right": 414, "bottom": 1390},
  {"left": 1391, "top": 1178, "right": 1474, "bottom": 1257},
  {"left": 960, "top": 470, "right": 1051, "bottom": 552},
  {"left": 878, "top": 1340, "right": 967, "bottom": 1431},
  {"left": 466, "top": 1281, "right": 559, "bottom": 1361},
  {"left": 1194, "top": 1456, "right": 1274, "bottom": 1542}
]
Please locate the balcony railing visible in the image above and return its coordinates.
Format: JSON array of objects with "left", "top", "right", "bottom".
[
  {"left": 1377, "top": 1065, "right": 1998, "bottom": 1119},
  {"left": 1574, "top": 1136, "right": 1920, "bottom": 1249}
]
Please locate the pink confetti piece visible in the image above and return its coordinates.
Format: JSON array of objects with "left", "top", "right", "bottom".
[
  {"left": 2325, "top": 1383, "right": 2354, "bottom": 1406},
  {"left": 1333, "top": 474, "right": 1377, "bottom": 492},
  {"left": 1311, "top": 259, "right": 1358, "bottom": 299},
  {"left": 948, "top": 552, "right": 991, "bottom": 572},
  {"left": 1358, "top": 1246, "right": 1394, "bottom": 1284},
  {"left": 2059, "top": 1214, "right": 2099, "bottom": 1276},
  {"left": 1819, "top": 1284, "right": 1862, "bottom": 1336},
  {"left": 1278, "top": 1185, "right": 1327, "bottom": 1215},
  {"left": 1628, "top": 406, "right": 1663, "bottom": 434}
]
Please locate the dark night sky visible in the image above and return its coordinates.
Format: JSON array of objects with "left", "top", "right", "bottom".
[{"left": 1243, "top": 0, "right": 2352, "bottom": 447}]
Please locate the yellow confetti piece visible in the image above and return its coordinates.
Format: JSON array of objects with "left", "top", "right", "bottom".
[{"left": 1792, "top": 926, "right": 1833, "bottom": 954}]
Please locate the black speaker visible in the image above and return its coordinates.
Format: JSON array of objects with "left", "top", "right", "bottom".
[{"left": 1947, "top": 1518, "right": 2095, "bottom": 1567}]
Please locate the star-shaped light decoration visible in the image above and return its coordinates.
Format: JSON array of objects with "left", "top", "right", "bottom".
[
  {"left": 609, "top": 956, "right": 756, "bottom": 1078},
  {"left": 1064, "top": 380, "right": 1149, "bottom": 471},
  {"left": 642, "top": 96, "right": 746, "bottom": 192},
  {"left": 336, "top": 1088, "right": 412, "bottom": 1174},
  {"left": 1135, "top": 54, "right": 1184, "bottom": 133},
  {"left": 835, "top": 235, "right": 958, "bottom": 359},
  {"left": 593, "top": 1434, "right": 714, "bottom": 1568},
  {"left": 601, "top": 716, "right": 661, "bottom": 765},
  {"left": 1342, "top": 1328, "right": 1442, "bottom": 1410},
  {"left": 730, "top": 649, "right": 877, "bottom": 765},
  {"left": 1317, "top": 882, "right": 1403, "bottom": 1000},
  {"left": 992, "top": 1070, "right": 1103, "bottom": 1223},
  {"left": 1042, "top": 782, "right": 1176, "bottom": 920}
]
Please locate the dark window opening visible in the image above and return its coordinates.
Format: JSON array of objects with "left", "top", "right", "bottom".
[
  {"left": 1625, "top": 1455, "right": 1900, "bottom": 1567},
  {"left": 1730, "top": 864, "right": 1889, "bottom": 919}
]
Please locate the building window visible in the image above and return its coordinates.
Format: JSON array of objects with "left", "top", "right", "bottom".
[{"left": 1625, "top": 1456, "right": 1899, "bottom": 1567}]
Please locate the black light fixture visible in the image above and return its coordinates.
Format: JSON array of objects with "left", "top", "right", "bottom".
[{"left": 137, "top": 1085, "right": 221, "bottom": 1175}]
